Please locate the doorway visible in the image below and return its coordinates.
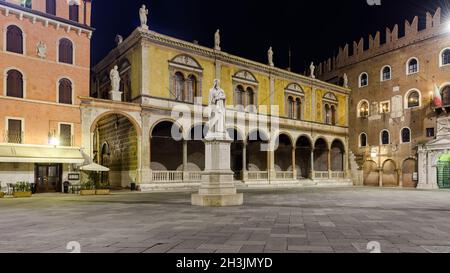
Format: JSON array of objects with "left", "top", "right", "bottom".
[{"left": 35, "top": 164, "right": 62, "bottom": 193}]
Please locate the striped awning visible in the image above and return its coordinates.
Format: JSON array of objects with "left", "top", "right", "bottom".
[{"left": 0, "top": 144, "right": 85, "bottom": 164}]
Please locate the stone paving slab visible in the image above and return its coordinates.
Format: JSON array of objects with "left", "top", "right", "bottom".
[{"left": 1, "top": 187, "right": 450, "bottom": 253}]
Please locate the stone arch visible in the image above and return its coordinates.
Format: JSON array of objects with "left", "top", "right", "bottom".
[
  {"left": 382, "top": 159, "right": 398, "bottom": 187},
  {"left": 331, "top": 139, "right": 345, "bottom": 171},
  {"left": 185, "top": 124, "right": 209, "bottom": 171},
  {"left": 92, "top": 112, "right": 139, "bottom": 188},
  {"left": 402, "top": 157, "right": 418, "bottom": 188},
  {"left": 314, "top": 138, "right": 329, "bottom": 172},
  {"left": 246, "top": 129, "right": 269, "bottom": 172},
  {"left": 296, "top": 135, "right": 313, "bottom": 179},
  {"left": 90, "top": 110, "right": 142, "bottom": 136},
  {"left": 274, "top": 133, "right": 293, "bottom": 172},
  {"left": 150, "top": 120, "right": 183, "bottom": 171},
  {"left": 363, "top": 160, "right": 379, "bottom": 187}
]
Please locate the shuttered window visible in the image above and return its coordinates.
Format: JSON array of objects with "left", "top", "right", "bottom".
[
  {"left": 60, "top": 124, "right": 72, "bottom": 147},
  {"left": 59, "top": 39, "right": 73, "bottom": 64},
  {"left": 46, "top": 0, "right": 56, "bottom": 15},
  {"left": 59, "top": 79, "right": 72, "bottom": 104},
  {"left": 6, "top": 70, "right": 24, "bottom": 98},
  {"left": 7, "top": 119, "right": 22, "bottom": 144},
  {"left": 6, "top": 25, "right": 23, "bottom": 54},
  {"left": 69, "top": 4, "right": 79, "bottom": 22}
]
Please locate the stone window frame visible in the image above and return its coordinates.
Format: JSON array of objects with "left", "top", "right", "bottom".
[
  {"left": 5, "top": 116, "right": 25, "bottom": 144},
  {"left": 439, "top": 48, "right": 450, "bottom": 67},
  {"left": 357, "top": 99, "right": 370, "bottom": 118},
  {"left": 232, "top": 70, "right": 259, "bottom": 113},
  {"left": 56, "top": 76, "right": 75, "bottom": 105},
  {"left": 380, "top": 65, "right": 392, "bottom": 82},
  {"left": 57, "top": 122, "right": 74, "bottom": 147},
  {"left": 284, "top": 83, "right": 305, "bottom": 120},
  {"left": 322, "top": 92, "right": 338, "bottom": 125},
  {"left": 406, "top": 57, "right": 419, "bottom": 75},
  {"left": 400, "top": 127, "right": 411, "bottom": 144},
  {"left": 358, "top": 72, "right": 369, "bottom": 88},
  {"left": 380, "top": 100, "right": 391, "bottom": 114},
  {"left": 380, "top": 129, "right": 391, "bottom": 146},
  {"left": 359, "top": 132, "right": 368, "bottom": 148},
  {"left": 404, "top": 88, "right": 421, "bottom": 109},
  {"left": 168, "top": 54, "right": 203, "bottom": 104},
  {"left": 3, "top": 23, "right": 26, "bottom": 55},
  {"left": 4, "top": 67, "right": 26, "bottom": 99}
]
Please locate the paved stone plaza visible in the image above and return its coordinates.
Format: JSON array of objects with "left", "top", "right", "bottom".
[{"left": 1, "top": 187, "right": 450, "bottom": 253}]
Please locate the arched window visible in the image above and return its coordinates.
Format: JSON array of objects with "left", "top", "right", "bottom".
[
  {"left": 331, "top": 105, "right": 337, "bottom": 125},
  {"left": 287, "top": 96, "right": 294, "bottom": 118},
  {"left": 360, "top": 133, "right": 367, "bottom": 147},
  {"left": 186, "top": 75, "right": 197, "bottom": 103},
  {"left": 295, "top": 98, "right": 301, "bottom": 120},
  {"left": 58, "top": 78, "right": 72, "bottom": 104},
  {"left": 324, "top": 104, "right": 331, "bottom": 124},
  {"left": 234, "top": 85, "right": 244, "bottom": 110},
  {"left": 401, "top": 128, "right": 411, "bottom": 144},
  {"left": 441, "top": 49, "right": 450, "bottom": 66},
  {"left": 442, "top": 86, "right": 450, "bottom": 106},
  {"left": 381, "top": 66, "right": 391, "bottom": 81},
  {"left": 358, "top": 101, "right": 369, "bottom": 117},
  {"left": 247, "top": 87, "right": 255, "bottom": 112},
  {"left": 6, "top": 25, "right": 23, "bottom": 54},
  {"left": 381, "top": 130, "right": 390, "bottom": 145},
  {"left": 46, "top": 0, "right": 56, "bottom": 15},
  {"left": 174, "top": 72, "right": 184, "bottom": 101},
  {"left": 359, "top": 73, "right": 368, "bottom": 87},
  {"left": 69, "top": 3, "right": 79, "bottom": 22},
  {"left": 407, "top": 58, "right": 419, "bottom": 74},
  {"left": 59, "top": 38, "right": 73, "bottom": 64},
  {"left": 407, "top": 90, "right": 420, "bottom": 108},
  {"left": 6, "top": 69, "right": 24, "bottom": 98}
]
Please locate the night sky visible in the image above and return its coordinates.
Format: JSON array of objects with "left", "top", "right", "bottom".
[{"left": 91, "top": 0, "right": 449, "bottom": 72}]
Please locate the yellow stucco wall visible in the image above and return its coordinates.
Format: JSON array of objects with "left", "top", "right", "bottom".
[{"left": 103, "top": 41, "right": 348, "bottom": 126}]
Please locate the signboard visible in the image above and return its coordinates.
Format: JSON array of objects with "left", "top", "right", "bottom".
[{"left": 68, "top": 173, "right": 80, "bottom": 181}]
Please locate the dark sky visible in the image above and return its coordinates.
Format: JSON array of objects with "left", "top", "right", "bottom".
[{"left": 91, "top": 0, "right": 449, "bottom": 72}]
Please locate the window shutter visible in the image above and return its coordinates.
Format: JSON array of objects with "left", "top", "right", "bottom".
[
  {"left": 59, "top": 79, "right": 72, "bottom": 104},
  {"left": 6, "top": 26, "right": 23, "bottom": 54},
  {"left": 7, "top": 70, "right": 24, "bottom": 98}
]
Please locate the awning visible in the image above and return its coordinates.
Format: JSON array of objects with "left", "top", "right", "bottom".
[
  {"left": 79, "top": 163, "right": 110, "bottom": 172},
  {"left": 0, "top": 144, "right": 85, "bottom": 164}
]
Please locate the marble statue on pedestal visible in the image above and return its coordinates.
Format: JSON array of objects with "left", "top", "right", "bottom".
[
  {"left": 310, "top": 62, "right": 316, "bottom": 79},
  {"left": 268, "top": 47, "right": 274, "bottom": 67},
  {"left": 343, "top": 73, "right": 348, "bottom": 88},
  {"left": 191, "top": 80, "right": 243, "bottom": 207},
  {"left": 207, "top": 79, "right": 227, "bottom": 138},
  {"left": 109, "top": 65, "right": 123, "bottom": 101},
  {"left": 214, "top": 29, "right": 221, "bottom": 51},
  {"left": 139, "top": 4, "right": 149, "bottom": 29}
]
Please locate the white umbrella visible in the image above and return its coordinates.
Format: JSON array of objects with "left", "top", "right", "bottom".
[{"left": 79, "top": 163, "right": 110, "bottom": 172}]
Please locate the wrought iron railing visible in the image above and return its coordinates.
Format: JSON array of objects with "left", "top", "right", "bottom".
[{"left": 4, "top": 131, "right": 23, "bottom": 144}]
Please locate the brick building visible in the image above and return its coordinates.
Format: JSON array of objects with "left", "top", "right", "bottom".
[
  {"left": 0, "top": 0, "right": 93, "bottom": 192},
  {"left": 318, "top": 8, "right": 450, "bottom": 188}
]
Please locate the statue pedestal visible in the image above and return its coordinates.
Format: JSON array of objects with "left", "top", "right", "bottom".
[
  {"left": 109, "top": 90, "right": 123, "bottom": 102},
  {"left": 191, "top": 133, "right": 243, "bottom": 207}
]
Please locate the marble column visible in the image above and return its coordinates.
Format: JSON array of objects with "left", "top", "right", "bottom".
[
  {"left": 292, "top": 147, "right": 297, "bottom": 180},
  {"left": 310, "top": 150, "right": 315, "bottom": 179}
]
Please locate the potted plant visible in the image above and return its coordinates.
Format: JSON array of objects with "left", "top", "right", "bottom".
[
  {"left": 95, "top": 181, "right": 111, "bottom": 195},
  {"left": 13, "top": 182, "right": 32, "bottom": 198},
  {"left": 80, "top": 181, "right": 96, "bottom": 196}
]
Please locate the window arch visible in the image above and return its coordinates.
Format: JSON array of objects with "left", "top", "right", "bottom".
[
  {"left": 186, "top": 75, "right": 197, "bottom": 103},
  {"left": 174, "top": 72, "right": 185, "bottom": 101},
  {"left": 380, "top": 130, "right": 390, "bottom": 145},
  {"left": 6, "top": 69, "right": 24, "bottom": 98},
  {"left": 46, "top": 0, "right": 56, "bottom": 15},
  {"left": 287, "top": 96, "right": 294, "bottom": 118},
  {"left": 401, "top": 128, "right": 411, "bottom": 144},
  {"left": 441, "top": 85, "right": 450, "bottom": 106},
  {"left": 295, "top": 98, "right": 302, "bottom": 120},
  {"left": 58, "top": 38, "right": 74, "bottom": 64},
  {"left": 324, "top": 104, "right": 331, "bottom": 124},
  {"left": 359, "top": 133, "right": 368, "bottom": 147},
  {"left": 406, "top": 89, "right": 421, "bottom": 109},
  {"left": 440, "top": 48, "right": 450, "bottom": 67},
  {"left": 381, "top": 66, "right": 391, "bottom": 81},
  {"left": 6, "top": 25, "right": 24, "bottom": 54},
  {"left": 247, "top": 87, "right": 256, "bottom": 112},
  {"left": 407, "top": 58, "right": 419, "bottom": 75},
  {"left": 58, "top": 78, "right": 73, "bottom": 104},
  {"left": 359, "top": 72, "right": 368, "bottom": 87},
  {"left": 357, "top": 100, "right": 369, "bottom": 118}
]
